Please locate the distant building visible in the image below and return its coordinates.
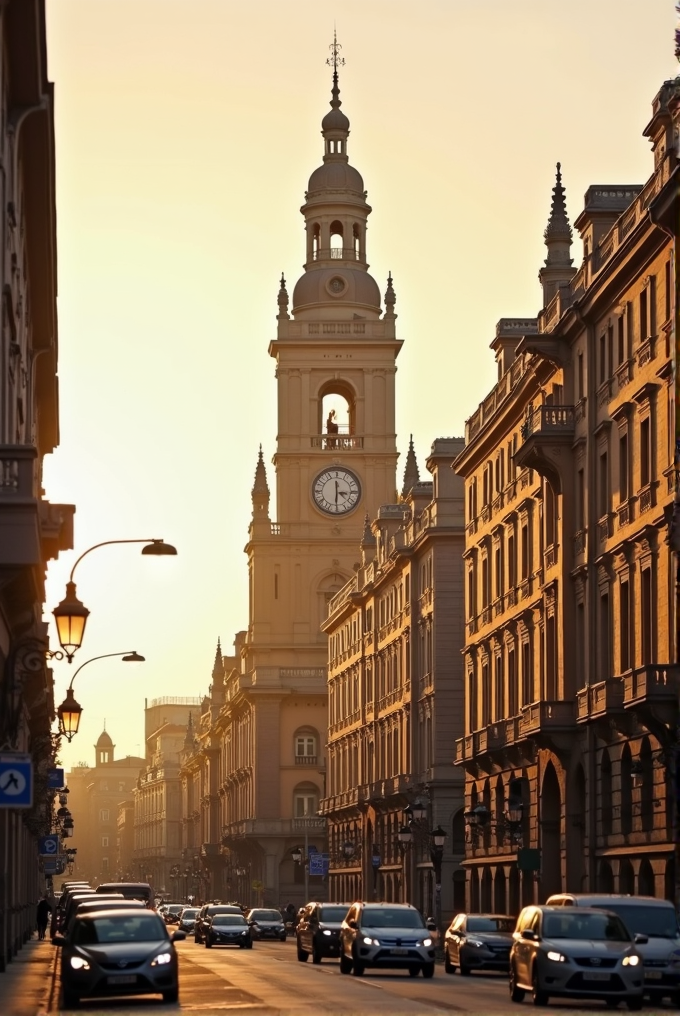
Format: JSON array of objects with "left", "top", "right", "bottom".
[
  {"left": 116, "top": 800, "right": 135, "bottom": 880},
  {"left": 453, "top": 78, "right": 678, "bottom": 910},
  {"left": 133, "top": 697, "right": 200, "bottom": 894},
  {"left": 66, "top": 732, "right": 145, "bottom": 885}
]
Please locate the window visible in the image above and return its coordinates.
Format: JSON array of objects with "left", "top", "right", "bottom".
[
  {"left": 101, "top": 858, "right": 109, "bottom": 873},
  {"left": 507, "top": 533, "right": 516, "bottom": 588},
  {"left": 640, "top": 417, "right": 651, "bottom": 487},
  {"left": 294, "top": 792, "right": 318, "bottom": 817},
  {"left": 467, "top": 569, "right": 474, "bottom": 620},
  {"left": 639, "top": 287, "right": 648, "bottom": 342},
  {"left": 507, "top": 649, "right": 517, "bottom": 716},
  {"left": 619, "top": 433, "right": 629, "bottom": 501},
  {"left": 494, "top": 656, "right": 503, "bottom": 720},
  {"left": 598, "top": 452, "right": 609, "bottom": 517},
  {"left": 599, "top": 334, "right": 606, "bottom": 383},
  {"left": 617, "top": 315, "right": 625, "bottom": 366},
  {"left": 296, "top": 735, "right": 316, "bottom": 757},
  {"left": 641, "top": 569, "right": 653, "bottom": 665},
  {"left": 102, "top": 836, "right": 109, "bottom": 848},
  {"left": 494, "top": 544, "right": 503, "bottom": 599},
  {"left": 665, "top": 260, "right": 671, "bottom": 322},
  {"left": 577, "top": 352, "right": 584, "bottom": 400},
  {"left": 620, "top": 580, "right": 630, "bottom": 672},
  {"left": 481, "top": 663, "right": 491, "bottom": 726},
  {"left": 600, "top": 593, "right": 610, "bottom": 681},
  {"left": 481, "top": 557, "right": 489, "bottom": 607},
  {"left": 607, "top": 324, "right": 613, "bottom": 379},
  {"left": 520, "top": 523, "right": 529, "bottom": 580},
  {"left": 521, "top": 640, "right": 532, "bottom": 705},
  {"left": 577, "top": 469, "right": 585, "bottom": 530},
  {"left": 100, "top": 810, "right": 110, "bottom": 823}
]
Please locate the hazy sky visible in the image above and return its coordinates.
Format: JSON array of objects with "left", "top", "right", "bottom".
[{"left": 43, "top": 0, "right": 676, "bottom": 770}]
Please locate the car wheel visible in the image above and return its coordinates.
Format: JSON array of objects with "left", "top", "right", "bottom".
[
  {"left": 62, "top": 989, "right": 80, "bottom": 1009},
  {"left": 408, "top": 965, "right": 420, "bottom": 977},
  {"left": 510, "top": 963, "right": 525, "bottom": 1004},
  {"left": 531, "top": 967, "right": 548, "bottom": 1007},
  {"left": 340, "top": 952, "right": 352, "bottom": 975},
  {"left": 422, "top": 963, "right": 435, "bottom": 979},
  {"left": 312, "top": 944, "right": 322, "bottom": 965},
  {"left": 297, "top": 943, "right": 309, "bottom": 962},
  {"left": 626, "top": 999, "right": 643, "bottom": 1012},
  {"left": 162, "top": 987, "right": 179, "bottom": 1003},
  {"left": 444, "top": 946, "right": 456, "bottom": 974},
  {"left": 460, "top": 963, "right": 471, "bottom": 976}
]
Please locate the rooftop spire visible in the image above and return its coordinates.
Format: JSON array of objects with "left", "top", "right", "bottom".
[
  {"left": 402, "top": 435, "right": 420, "bottom": 496},
  {"left": 277, "top": 273, "right": 289, "bottom": 320},
  {"left": 361, "top": 513, "right": 376, "bottom": 548},
  {"left": 539, "top": 162, "right": 575, "bottom": 307},
  {"left": 321, "top": 31, "right": 349, "bottom": 140},
  {"left": 212, "top": 638, "right": 223, "bottom": 680},
  {"left": 183, "top": 712, "right": 194, "bottom": 748},
  {"left": 384, "top": 271, "right": 397, "bottom": 319},
  {"left": 326, "top": 28, "right": 345, "bottom": 109},
  {"left": 251, "top": 445, "right": 271, "bottom": 520}
]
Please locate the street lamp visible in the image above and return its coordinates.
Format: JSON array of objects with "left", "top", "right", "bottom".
[
  {"left": 397, "top": 826, "right": 413, "bottom": 903},
  {"left": 56, "top": 651, "right": 145, "bottom": 741},
  {"left": 342, "top": 840, "right": 355, "bottom": 860},
  {"left": 52, "top": 538, "right": 177, "bottom": 662},
  {"left": 429, "top": 825, "right": 447, "bottom": 937}
]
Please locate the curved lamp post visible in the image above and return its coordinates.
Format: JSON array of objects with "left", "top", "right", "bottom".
[
  {"left": 56, "top": 651, "right": 145, "bottom": 741},
  {"left": 52, "top": 538, "right": 177, "bottom": 662}
]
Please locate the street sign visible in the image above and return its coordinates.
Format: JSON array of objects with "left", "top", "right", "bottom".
[
  {"left": 0, "top": 754, "right": 32, "bottom": 808},
  {"left": 517, "top": 848, "right": 541, "bottom": 871},
  {"left": 47, "top": 769, "right": 64, "bottom": 789},
  {"left": 308, "top": 853, "right": 329, "bottom": 877},
  {"left": 372, "top": 855, "right": 381, "bottom": 868},
  {"left": 39, "top": 835, "right": 60, "bottom": 856},
  {"left": 43, "top": 857, "right": 66, "bottom": 875}
]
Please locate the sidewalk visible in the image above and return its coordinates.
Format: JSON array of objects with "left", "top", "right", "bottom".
[{"left": 0, "top": 935, "right": 57, "bottom": 1015}]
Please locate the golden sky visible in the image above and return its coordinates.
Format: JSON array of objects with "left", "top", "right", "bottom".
[{"left": 43, "top": 0, "right": 676, "bottom": 768}]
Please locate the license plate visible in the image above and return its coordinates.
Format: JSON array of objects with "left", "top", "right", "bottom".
[
  {"left": 390, "top": 947, "right": 408, "bottom": 955},
  {"left": 583, "top": 972, "right": 610, "bottom": 981},
  {"left": 645, "top": 971, "right": 663, "bottom": 980},
  {"left": 106, "top": 975, "right": 137, "bottom": 985}
]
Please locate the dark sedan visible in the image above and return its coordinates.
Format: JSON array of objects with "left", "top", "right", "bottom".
[
  {"left": 54, "top": 907, "right": 184, "bottom": 1008},
  {"left": 246, "top": 908, "right": 287, "bottom": 941},
  {"left": 205, "top": 914, "right": 252, "bottom": 948},
  {"left": 444, "top": 913, "right": 515, "bottom": 975},
  {"left": 296, "top": 902, "right": 351, "bottom": 963}
]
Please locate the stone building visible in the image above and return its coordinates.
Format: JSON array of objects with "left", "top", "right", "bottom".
[
  {"left": 182, "top": 60, "right": 408, "bottom": 908},
  {"left": 66, "top": 732, "right": 145, "bottom": 885},
  {"left": 116, "top": 799, "right": 135, "bottom": 881},
  {"left": 453, "top": 78, "right": 678, "bottom": 911},
  {"left": 320, "top": 438, "right": 466, "bottom": 925},
  {"left": 133, "top": 697, "right": 200, "bottom": 894},
  {"left": 0, "top": 0, "right": 75, "bottom": 970}
]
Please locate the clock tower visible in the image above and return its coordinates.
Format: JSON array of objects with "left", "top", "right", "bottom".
[{"left": 237, "top": 52, "right": 402, "bottom": 904}]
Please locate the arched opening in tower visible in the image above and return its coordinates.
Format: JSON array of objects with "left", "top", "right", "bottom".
[{"left": 329, "top": 220, "right": 344, "bottom": 258}]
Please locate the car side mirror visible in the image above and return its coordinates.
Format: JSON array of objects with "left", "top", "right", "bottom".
[
  {"left": 521, "top": 929, "right": 537, "bottom": 941},
  {"left": 633, "top": 933, "right": 648, "bottom": 944},
  {"left": 52, "top": 933, "right": 65, "bottom": 946},
  {"left": 171, "top": 930, "right": 186, "bottom": 942}
]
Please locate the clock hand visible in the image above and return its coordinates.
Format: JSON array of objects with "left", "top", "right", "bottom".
[
  {"left": 335, "top": 480, "right": 339, "bottom": 504},
  {"left": 338, "top": 489, "right": 348, "bottom": 499}
]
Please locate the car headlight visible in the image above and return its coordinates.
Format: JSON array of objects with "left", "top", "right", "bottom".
[
  {"left": 466, "top": 937, "right": 485, "bottom": 948},
  {"left": 622, "top": 954, "right": 640, "bottom": 966},
  {"left": 322, "top": 929, "right": 332, "bottom": 936},
  {"left": 240, "top": 930, "right": 248, "bottom": 936},
  {"left": 362, "top": 935, "right": 379, "bottom": 946},
  {"left": 421, "top": 937, "right": 433, "bottom": 948},
  {"left": 151, "top": 952, "right": 173, "bottom": 967},
  {"left": 69, "top": 956, "right": 90, "bottom": 971},
  {"left": 546, "top": 950, "right": 567, "bottom": 963}
]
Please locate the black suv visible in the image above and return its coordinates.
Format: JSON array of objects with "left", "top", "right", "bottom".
[
  {"left": 296, "top": 902, "right": 351, "bottom": 963},
  {"left": 339, "top": 902, "right": 436, "bottom": 978},
  {"left": 194, "top": 904, "right": 243, "bottom": 944}
]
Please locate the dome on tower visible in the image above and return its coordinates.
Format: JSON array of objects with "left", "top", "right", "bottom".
[
  {"left": 306, "top": 160, "right": 365, "bottom": 200},
  {"left": 292, "top": 266, "right": 381, "bottom": 315},
  {"left": 96, "top": 729, "right": 113, "bottom": 747},
  {"left": 321, "top": 105, "right": 349, "bottom": 133}
]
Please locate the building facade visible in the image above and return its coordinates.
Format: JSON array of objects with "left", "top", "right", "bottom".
[
  {"left": 133, "top": 697, "right": 200, "bottom": 895},
  {"left": 453, "top": 78, "right": 678, "bottom": 912},
  {"left": 66, "top": 732, "right": 145, "bottom": 886},
  {"left": 321, "top": 438, "right": 466, "bottom": 925},
  {"left": 0, "top": 0, "right": 75, "bottom": 970}
]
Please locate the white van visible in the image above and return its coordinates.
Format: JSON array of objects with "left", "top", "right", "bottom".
[{"left": 546, "top": 893, "right": 680, "bottom": 1005}]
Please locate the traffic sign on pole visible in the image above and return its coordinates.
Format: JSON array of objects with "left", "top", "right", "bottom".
[
  {"left": 47, "top": 769, "right": 64, "bottom": 790},
  {"left": 39, "top": 835, "right": 60, "bottom": 856},
  {"left": 0, "top": 754, "right": 33, "bottom": 808}
]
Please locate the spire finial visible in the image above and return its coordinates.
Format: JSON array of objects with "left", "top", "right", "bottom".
[
  {"left": 251, "top": 444, "right": 271, "bottom": 516},
  {"left": 326, "top": 29, "right": 345, "bottom": 109},
  {"left": 277, "top": 273, "right": 289, "bottom": 320},
  {"left": 384, "top": 271, "right": 396, "bottom": 318},
  {"left": 402, "top": 434, "right": 420, "bottom": 496},
  {"left": 543, "top": 161, "right": 572, "bottom": 246}
]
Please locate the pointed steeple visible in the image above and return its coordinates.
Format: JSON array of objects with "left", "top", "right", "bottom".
[
  {"left": 251, "top": 445, "right": 270, "bottom": 519},
  {"left": 183, "top": 712, "right": 194, "bottom": 748},
  {"left": 539, "top": 162, "right": 575, "bottom": 307},
  {"left": 277, "top": 273, "right": 289, "bottom": 320},
  {"left": 212, "top": 638, "right": 223, "bottom": 681},
  {"left": 322, "top": 30, "right": 349, "bottom": 143},
  {"left": 384, "top": 272, "right": 397, "bottom": 319},
  {"left": 402, "top": 435, "right": 420, "bottom": 496},
  {"left": 360, "top": 512, "right": 376, "bottom": 566}
]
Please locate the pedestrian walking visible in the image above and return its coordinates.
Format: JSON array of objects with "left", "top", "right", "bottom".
[{"left": 36, "top": 895, "right": 50, "bottom": 940}]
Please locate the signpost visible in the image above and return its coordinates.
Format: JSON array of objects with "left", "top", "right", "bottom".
[
  {"left": 47, "top": 769, "right": 64, "bottom": 790},
  {"left": 38, "top": 835, "right": 60, "bottom": 857},
  {"left": 0, "top": 754, "right": 32, "bottom": 808},
  {"left": 308, "top": 853, "right": 329, "bottom": 877}
]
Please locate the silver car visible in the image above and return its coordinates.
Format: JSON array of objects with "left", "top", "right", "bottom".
[
  {"left": 509, "top": 905, "right": 644, "bottom": 1009},
  {"left": 445, "top": 913, "right": 514, "bottom": 975},
  {"left": 339, "top": 902, "right": 436, "bottom": 978}
]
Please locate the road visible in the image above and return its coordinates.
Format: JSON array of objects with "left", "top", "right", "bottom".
[{"left": 49, "top": 937, "right": 676, "bottom": 1016}]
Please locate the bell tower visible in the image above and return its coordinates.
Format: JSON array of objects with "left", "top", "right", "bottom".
[{"left": 238, "top": 42, "right": 402, "bottom": 905}]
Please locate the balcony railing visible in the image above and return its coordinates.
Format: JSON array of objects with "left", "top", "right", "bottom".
[
  {"left": 520, "top": 405, "right": 575, "bottom": 441},
  {"left": 576, "top": 678, "right": 625, "bottom": 722},
  {"left": 311, "top": 247, "right": 361, "bottom": 261},
  {"left": 311, "top": 435, "right": 364, "bottom": 450},
  {"left": 295, "top": 755, "right": 318, "bottom": 766},
  {"left": 623, "top": 665, "right": 679, "bottom": 707},
  {"left": 520, "top": 700, "right": 575, "bottom": 735}
]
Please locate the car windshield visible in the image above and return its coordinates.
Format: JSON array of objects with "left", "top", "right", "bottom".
[
  {"left": 543, "top": 913, "right": 630, "bottom": 941},
  {"left": 250, "top": 910, "right": 281, "bottom": 920},
  {"left": 209, "top": 907, "right": 240, "bottom": 916},
  {"left": 181, "top": 909, "right": 199, "bottom": 918},
  {"left": 321, "top": 906, "right": 349, "bottom": 922},
  {"left": 167, "top": 906, "right": 183, "bottom": 913},
  {"left": 360, "top": 909, "right": 425, "bottom": 930},
  {"left": 74, "top": 915, "right": 167, "bottom": 944},
  {"left": 213, "top": 916, "right": 246, "bottom": 927},
  {"left": 467, "top": 917, "right": 515, "bottom": 933},
  {"left": 592, "top": 904, "right": 679, "bottom": 939}
]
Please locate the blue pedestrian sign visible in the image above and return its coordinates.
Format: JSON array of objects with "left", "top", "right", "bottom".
[
  {"left": 47, "top": 769, "right": 64, "bottom": 790},
  {"left": 0, "top": 754, "right": 32, "bottom": 808},
  {"left": 308, "top": 853, "right": 329, "bottom": 877},
  {"left": 39, "top": 835, "right": 60, "bottom": 857}
]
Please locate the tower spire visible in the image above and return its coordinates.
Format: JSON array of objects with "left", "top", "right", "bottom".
[
  {"left": 251, "top": 445, "right": 271, "bottom": 520},
  {"left": 212, "top": 638, "right": 223, "bottom": 680},
  {"left": 401, "top": 435, "right": 420, "bottom": 496},
  {"left": 326, "top": 28, "right": 345, "bottom": 109},
  {"left": 539, "top": 162, "right": 575, "bottom": 307}
]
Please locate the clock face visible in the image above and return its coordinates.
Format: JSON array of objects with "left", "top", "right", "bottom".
[{"left": 312, "top": 468, "right": 361, "bottom": 515}]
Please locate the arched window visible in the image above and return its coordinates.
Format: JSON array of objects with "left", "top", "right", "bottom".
[
  {"left": 330, "top": 220, "right": 343, "bottom": 256},
  {"left": 601, "top": 750, "right": 613, "bottom": 836},
  {"left": 639, "top": 737, "right": 654, "bottom": 832},
  {"left": 293, "top": 782, "right": 320, "bottom": 818},
  {"left": 353, "top": 223, "right": 361, "bottom": 259},
  {"left": 312, "top": 223, "right": 320, "bottom": 259},
  {"left": 294, "top": 728, "right": 318, "bottom": 764},
  {"left": 620, "top": 745, "right": 633, "bottom": 835}
]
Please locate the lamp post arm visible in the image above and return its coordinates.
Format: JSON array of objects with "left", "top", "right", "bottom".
[
  {"left": 66, "top": 652, "right": 136, "bottom": 691},
  {"left": 69, "top": 539, "right": 165, "bottom": 582}
]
